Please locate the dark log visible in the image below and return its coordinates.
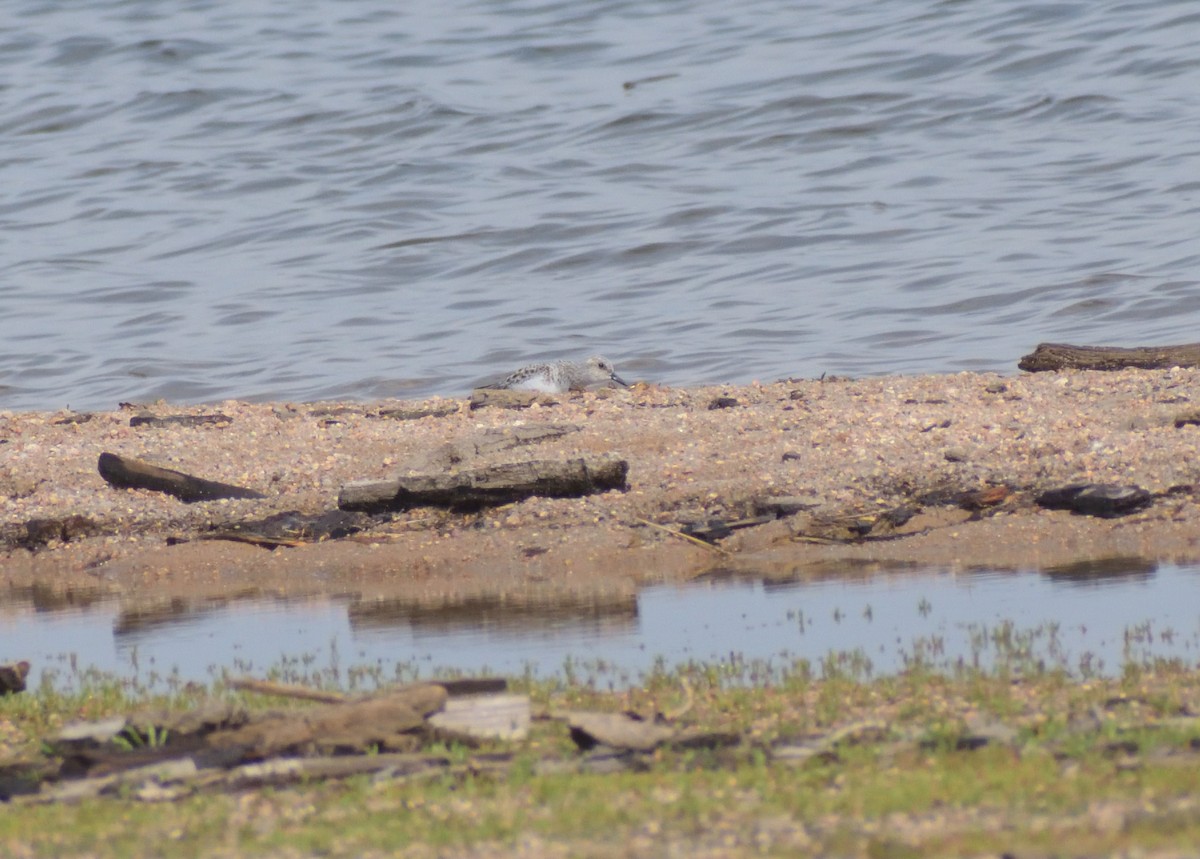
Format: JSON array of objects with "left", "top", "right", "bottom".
[
  {"left": 1019, "top": 342, "right": 1200, "bottom": 372},
  {"left": 97, "top": 452, "right": 266, "bottom": 503},
  {"left": 1035, "top": 483, "right": 1152, "bottom": 518},
  {"left": 338, "top": 455, "right": 628, "bottom": 513}
]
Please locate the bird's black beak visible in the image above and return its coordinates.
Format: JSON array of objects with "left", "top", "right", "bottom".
[{"left": 612, "top": 372, "right": 629, "bottom": 387}]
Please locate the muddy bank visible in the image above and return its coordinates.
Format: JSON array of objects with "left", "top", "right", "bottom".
[{"left": 4, "top": 368, "right": 1200, "bottom": 607}]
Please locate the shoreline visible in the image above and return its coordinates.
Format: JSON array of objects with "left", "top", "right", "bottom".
[{"left": 4, "top": 367, "right": 1200, "bottom": 608}]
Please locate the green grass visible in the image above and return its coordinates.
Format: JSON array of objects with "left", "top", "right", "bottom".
[{"left": 3, "top": 657, "right": 1200, "bottom": 857}]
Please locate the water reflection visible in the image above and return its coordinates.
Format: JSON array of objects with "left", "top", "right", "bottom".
[
  {"left": 1, "top": 560, "right": 1197, "bottom": 688},
  {"left": 347, "top": 593, "right": 637, "bottom": 638},
  {"left": 1041, "top": 556, "right": 1157, "bottom": 586}
]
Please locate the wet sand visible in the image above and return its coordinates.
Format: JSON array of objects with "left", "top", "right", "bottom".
[{"left": 4, "top": 368, "right": 1200, "bottom": 608}]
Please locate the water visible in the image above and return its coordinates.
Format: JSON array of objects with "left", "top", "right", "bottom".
[
  {"left": 2, "top": 0, "right": 1199, "bottom": 410},
  {"left": 5, "top": 561, "right": 1199, "bottom": 688}
]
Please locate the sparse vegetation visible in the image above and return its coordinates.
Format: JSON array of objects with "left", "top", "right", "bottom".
[{"left": 2, "top": 641, "right": 1200, "bottom": 857}]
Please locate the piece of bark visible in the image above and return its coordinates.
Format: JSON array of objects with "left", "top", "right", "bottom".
[
  {"left": 338, "top": 455, "right": 628, "bottom": 513},
  {"left": 129, "top": 413, "right": 232, "bottom": 428},
  {"left": 1036, "top": 483, "right": 1152, "bottom": 517},
  {"left": 97, "top": 452, "right": 266, "bottom": 503},
  {"left": 1019, "top": 342, "right": 1200, "bottom": 372}
]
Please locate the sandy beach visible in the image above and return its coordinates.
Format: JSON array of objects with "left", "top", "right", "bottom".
[{"left": 4, "top": 367, "right": 1200, "bottom": 608}]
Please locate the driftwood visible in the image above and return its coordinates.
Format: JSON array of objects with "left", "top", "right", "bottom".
[
  {"left": 1035, "top": 483, "right": 1152, "bottom": 518},
  {"left": 129, "top": 413, "right": 232, "bottom": 429},
  {"left": 13, "top": 677, "right": 536, "bottom": 803},
  {"left": 338, "top": 455, "right": 628, "bottom": 513},
  {"left": 208, "top": 686, "right": 448, "bottom": 757},
  {"left": 97, "top": 452, "right": 266, "bottom": 503},
  {"left": 1019, "top": 342, "right": 1200, "bottom": 372}
]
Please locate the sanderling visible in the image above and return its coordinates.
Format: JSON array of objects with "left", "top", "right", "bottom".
[{"left": 487, "top": 355, "right": 629, "bottom": 394}]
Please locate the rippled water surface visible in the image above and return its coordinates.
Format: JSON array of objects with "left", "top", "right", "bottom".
[{"left": 3, "top": 0, "right": 1200, "bottom": 410}]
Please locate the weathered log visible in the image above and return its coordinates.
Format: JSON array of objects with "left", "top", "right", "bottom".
[
  {"left": 204, "top": 684, "right": 450, "bottom": 758},
  {"left": 1019, "top": 342, "right": 1200, "bottom": 372},
  {"left": 97, "top": 452, "right": 266, "bottom": 503},
  {"left": 338, "top": 455, "right": 628, "bottom": 513}
]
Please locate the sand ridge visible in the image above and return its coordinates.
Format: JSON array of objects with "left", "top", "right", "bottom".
[{"left": 3, "top": 368, "right": 1200, "bottom": 604}]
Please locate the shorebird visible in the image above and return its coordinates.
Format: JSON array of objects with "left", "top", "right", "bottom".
[{"left": 486, "top": 355, "right": 629, "bottom": 394}]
